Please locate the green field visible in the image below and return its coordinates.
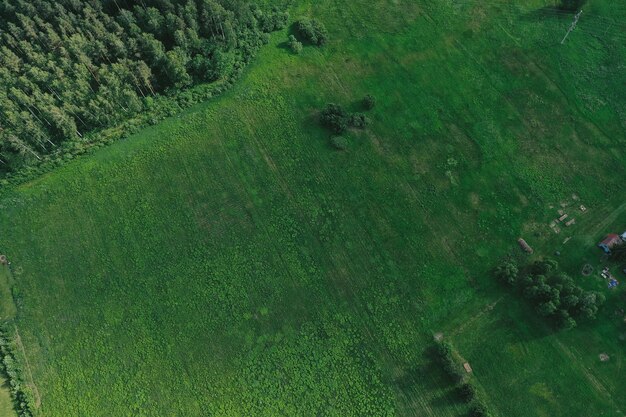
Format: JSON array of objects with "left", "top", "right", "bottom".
[{"left": 0, "top": 0, "right": 625, "bottom": 416}]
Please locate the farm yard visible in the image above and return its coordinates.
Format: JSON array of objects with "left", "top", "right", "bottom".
[{"left": 0, "top": 0, "right": 625, "bottom": 416}]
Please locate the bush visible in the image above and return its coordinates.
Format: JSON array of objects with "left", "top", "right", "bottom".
[
  {"left": 320, "top": 103, "right": 373, "bottom": 134},
  {"left": 330, "top": 136, "right": 348, "bottom": 151},
  {"left": 288, "top": 35, "right": 303, "bottom": 54},
  {"left": 363, "top": 94, "right": 376, "bottom": 110},
  {"left": 494, "top": 260, "right": 518, "bottom": 286},
  {"left": 349, "top": 113, "right": 370, "bottom": 129},
  {"left": 296, "top": 18, "right": 328, "bottom": 46},
  {"left": 321, "top": 103, "right": 349, "bottom": 133},
  {"left": 468, "top": 402, "right": 490, "bottom": 417},
  {"left": 435, "top": 341, "right": 453, "bottom": 359},
  {"left": 459, "top": 382, "right": 477, "bottom": 402}
]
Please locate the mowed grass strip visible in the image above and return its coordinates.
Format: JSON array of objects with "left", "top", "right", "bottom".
[{"left": 0, "top": 0, "right": 625, "bottom": 416}]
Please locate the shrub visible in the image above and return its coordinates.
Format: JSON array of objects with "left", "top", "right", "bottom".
[
  {"left": 468, "top": 402, "right": 490, "bottom": 417},
  {"left": 435, "top": 341, "right": 453, "bottom": 359},
  {"left": 349, "top": 113, "right": 370, "bottom": 129},
  {"left": 363, "top": 94, "right": 376, "bottom": 110},
  {"left": 330, "top": 136, "right": 348, "bottom": 151},
  {"left": 288, "top": 35, "right": 303, "bottom": 54}
]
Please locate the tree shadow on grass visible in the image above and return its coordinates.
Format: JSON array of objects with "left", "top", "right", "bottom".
[
  {"left": 276, "top": 40, "right": 291, "bottom": 52},
  {"left": 394, "top": 348, "right": 465, "bottom": 408},
  {"left": 522, "top": 5, "right": 581, "bottom": 23}
]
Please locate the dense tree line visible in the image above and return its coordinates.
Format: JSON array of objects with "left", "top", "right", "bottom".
[
  {"left": 433, "top": 340, "right": 492, "bottom": 417},
  {"left": 0, "top": 0, "right": 287, "bottom": 174},
  {"left": 0, "top": 324, "right": 32, "bottom": 417},
  {"left": 495, "top": 258, "right": 605, "bottom": 329}
]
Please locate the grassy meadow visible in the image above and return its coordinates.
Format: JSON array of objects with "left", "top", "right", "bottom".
[{"left": 0, "top": 0, "right": 625, "bottom": 416}]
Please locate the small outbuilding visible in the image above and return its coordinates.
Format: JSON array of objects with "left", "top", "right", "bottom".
[{"left": 598, "top": 234, "right": 622, "bottom": 253}]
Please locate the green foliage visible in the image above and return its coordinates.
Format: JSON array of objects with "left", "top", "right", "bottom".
[
  {"left": 295, "top": 17, "right": 328, "bottom": 46},
  {"left": 0, "top": 0, "right": 287, "bottom": 175},
  {"left": 257, "top": 6, "right": 289, "bottom": 32},
  {"left": 330, "top": 135, "right": 348, "bottom": 150},
  {"left": 609, "top": 243, "right": 626, "bottom": 262},
  {"left": 321, "top": 103, "right": 349, "bottom": 133},
  {"left": 459, "top": 382, "right": 477, "bottom": 402},
  {"left": 435, "top": 340, "right": 453, "bottom": 359},
  {"left": 0, "top": 1, "right": 625, "bottom": 416},
  {"left": 288, "top": 35, "right": 303, "bottom": 54},
  {"left": 468, "top": 402, "right": 491, "bottom": 417},
  {"left": 349, "top": 113, "right": 370, "bottom": 129},
  {"left": 560, "top": 0, "right": 587, "bottom": 11},
  {"left": 363, "top": 94, "right": 376, "bottom": 110},
  {"left": 494, "top": 260, "right": 519, "bottom": 286},
  {"left": 320, "top": 104, "right": 370, "bottom": 134},
  {"left": 434, "top": 340, "right": 466, "bottom": 384},
  {"left": 0, "top": 326, "right": 32, "bottom": 417},
  {"left": 495, "top": 259, "right": 606, "bottom": 329}
]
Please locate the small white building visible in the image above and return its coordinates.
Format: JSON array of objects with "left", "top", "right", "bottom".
[{"left": 621, "top": 231, "right": 626, "bottom": 240}]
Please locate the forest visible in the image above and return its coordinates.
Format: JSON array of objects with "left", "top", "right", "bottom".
[{"left": 0, "top": 0, "right": 287, "bottom": 174}]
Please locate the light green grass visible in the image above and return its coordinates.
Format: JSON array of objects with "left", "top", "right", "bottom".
[
  {"left": 0, "top": 1, "right": 625, "bottom": 416},
  {"left": 0, "top": 375, "right": 16, "bottom": 417}
]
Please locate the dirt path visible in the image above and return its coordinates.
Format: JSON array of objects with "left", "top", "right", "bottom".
[
  {"left": 450, "top": 296, "right": 504, "bottom": 337},
  {"left": 13, "top": 326, "right": 41, "bottom": 409}
]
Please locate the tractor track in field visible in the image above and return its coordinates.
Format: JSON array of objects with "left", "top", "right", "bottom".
[
  {"left": 551, "top": 337, "right": 618, "bottom": 411},
  {"left": 587, "top": 201, "right": 626, "bottom": 237}
]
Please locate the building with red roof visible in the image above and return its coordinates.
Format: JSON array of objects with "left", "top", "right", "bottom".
[{"left": 598, "top": 234, "right": 622, "bottom": 253}]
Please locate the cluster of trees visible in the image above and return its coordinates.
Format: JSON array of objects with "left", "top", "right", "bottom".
[
  {"left": 495, "top": 259, "right": 606, "bottom": 329},
  {"left": 320, "top": 101, "right": 371, "bottom": 133},
  {"left": 295, "top": 17, "right": 327, "bottom": 46},
  {"left": 0, "top": 0, "right": 287, "bottom": 174},
  {"left": 0, "top": 325, "right": 32, "bottom": 417},
  {"left": 319, "top": 97, "right": 375, "bottom": 150},
  {"left": 433, "top": 340, "right": 492, "bottom": 417}
]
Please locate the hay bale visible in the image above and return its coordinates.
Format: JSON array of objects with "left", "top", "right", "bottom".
[{"left": 518, "top": 238, "right": 533, "bottom": 254}]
